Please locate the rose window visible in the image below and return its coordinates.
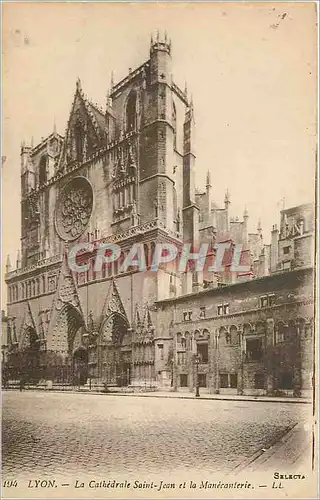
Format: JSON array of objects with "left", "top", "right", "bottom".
[{"left": 55, "top": 177, "right": 93, "bottom": 240}]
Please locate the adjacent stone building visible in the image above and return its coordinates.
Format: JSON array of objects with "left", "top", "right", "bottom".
[{"left": 4, "top": 35, "right": 315, "bottom": 396}]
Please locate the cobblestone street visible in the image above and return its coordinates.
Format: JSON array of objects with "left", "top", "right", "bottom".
[{"left": 3, "top": 391, "right": 311, "bottom": 480}]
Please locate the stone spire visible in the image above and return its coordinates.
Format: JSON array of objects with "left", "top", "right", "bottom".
[
  {"left": 206, "top": 170, "right": 212, "bottom": 189},
  {"left": 16, "top": 249, "right": 21, "bottom": 269},
  {"left": 224, "top": 189, "right": 230, "bottom": 208},
  {"left": 76, "top": 77, "right": 82, "bottom": 91},
  {"left": 242, "top": 207, "right": 249, "bottom": 246},
  {"left": 6, "top": 255, "right": 11, "bottom": 273},
  {"left": 189, "top": 95, "right": 194, "bottom": 121}
]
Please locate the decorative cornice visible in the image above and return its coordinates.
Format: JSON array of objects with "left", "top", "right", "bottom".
[
  {"left": 173, "top": 299, "right": 314, "bottom": 327},
  {"left": 5, "top": 255, "right": 62, "bottom": 281}
]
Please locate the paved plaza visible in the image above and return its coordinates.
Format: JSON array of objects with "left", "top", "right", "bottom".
[{"left": 2, "top": 391, "right": 312, "bottom": 480}]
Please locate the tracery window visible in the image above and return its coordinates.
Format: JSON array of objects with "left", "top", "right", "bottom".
[
  {"left": 39, "top": 155, "right": 48, "bottom": 185},
  {"left": 126, "top": 91, "right": 137, "bottom": 131}
]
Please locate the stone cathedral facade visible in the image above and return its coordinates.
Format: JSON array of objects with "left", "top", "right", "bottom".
[{"left": 4, "top": 36, "right": 315, "bottom": 396}]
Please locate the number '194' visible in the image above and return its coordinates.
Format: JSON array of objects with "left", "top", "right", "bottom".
[{"left": 3, "top": 480, "right": 18, "bottom": 487}]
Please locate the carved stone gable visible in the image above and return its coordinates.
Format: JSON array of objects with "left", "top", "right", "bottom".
[
  {"left": 99, "top": 280, "right": 128, "bottom": 327},
  {"left": 57, "top": 80, "right": 106, "bottom": 171},
  {"left": 19, "top": 301, "right": 39, "bottom": 349},
  {"left": 53, "top": 247, "right": 84, "bottom": 319}
]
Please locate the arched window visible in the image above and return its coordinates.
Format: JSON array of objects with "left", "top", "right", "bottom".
[
  {"left": 75, "top": 121, "right": 84, "bottom": 163},
  {"left": 144, "top": 244, "right": 149, "bottom": 268},
  {"left": 150, "top": 242, "right": 156, "bottom": 267},
  {"left": 185, "top": 332, "right": 190, "bottom": 349},
  {"left": 39, "top": 155, "right": 47, "bottom": 185},
  {"left": 229, "top": 325, "right": 238, "bottom": 345},
  {"left": 126, "top": 91, "right": 137, "bottom": 131}
]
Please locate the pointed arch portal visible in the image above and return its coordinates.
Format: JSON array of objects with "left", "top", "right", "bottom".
[
  {"left": 73, "top": 346, "right": 88, "bottom": 386},
  {"left": 49, "top": 303, "right": 88, "bottom": 385},
  {"left": 99, "top": 313, "right": 132, "bottom": 387}
]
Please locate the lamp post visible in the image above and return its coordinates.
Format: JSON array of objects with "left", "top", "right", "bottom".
[
  {"left": 215, "top": 332, "right": 220, "bottom": 394},
  {"left": 83, "top": 310, "right": 98, "bottom": 389},
  {"left": 194, "top": 353, "right": 201, "bottom": 398}
]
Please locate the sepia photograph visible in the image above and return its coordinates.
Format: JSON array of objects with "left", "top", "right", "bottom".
[{"left": 1, "top": 2, "right": 318, "bottom": 499}]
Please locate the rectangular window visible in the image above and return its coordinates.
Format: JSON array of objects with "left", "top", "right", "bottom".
[
  {"left": 276, "top": 324, "right": 292, "bottom": 344},
  {"left": 230, "top": 374, "right": 238, "bottom": 389},
  {"left": 180, "top": 374, "right": 188, "bottom": 387},
  {"left": 279, "top": 372, "right": 293, "bottom": 390},
  {"left": 158, "top": 344, "right": 164, "bottom": 360},
  {"left": 220, "top": 373, "right": 228, "bottom": 388},
  {"left": 198, "top": 374, "right": 207, "bottom": 388},
  {"left": 283, "top": 246, "right": 290, "bottom": 255},
  {"left": 246, "top": 339, "right": 263, "bottom": 361},
  {"left": 276, "top": 329, "right": 284, "bottom": 344},
  {"left": 183, "top": 311, "right": 192, "bottom": 321},
  {"left": 218, "top": 304, "right": 229, "bottom": 315},
  {"left": 199, "top": 306, "right": 206, "bottom": 319},
  {"left": 260, "top": 294, "right": 275, "bottom": 308},
  {"left": 283, "top": 261, "right": 291, "bottom": 270},
  {"left": 120, "top": 190, "right": 124, "bottom": 208},
  {"left": 197, "top": 343, "right": 208, "bottom": 363},
  {"left": 246, "top": 338, "right": 263, "bottom": 361},
  {"left": 254, "top": 373, "right": 265, "bottom": 389},
  {"left": 260, "top": 296, "right": 268, "bottom": 308},
  {"left": 268, "top": 294, "right": 275, "bottom": 307},
  {"left": 178, "top": 352, "right": 186, "bottom": 365}
]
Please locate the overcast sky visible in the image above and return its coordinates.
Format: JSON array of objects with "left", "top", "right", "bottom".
[{"left": 2, "top": 2, "right": 317, "bottom": 309}]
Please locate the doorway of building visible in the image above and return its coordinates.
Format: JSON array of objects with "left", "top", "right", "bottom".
[
  {"left": 100, "top": 313, "right": 132, "bottom": 387},
  {"left": 73, "top": 347, "right": 88, "bottom": 386}
]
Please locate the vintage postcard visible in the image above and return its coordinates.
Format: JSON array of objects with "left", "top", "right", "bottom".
[{"left": 1, "top": 2, "right": 318, "bottom": 499}]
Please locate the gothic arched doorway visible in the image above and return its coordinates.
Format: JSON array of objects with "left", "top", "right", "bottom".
[
  {"left": 49, "top": 304, "right": 87, "bottom": 385},
  {"left": 73, "top": 346, "right": 88, "bottom": 386},
  {"left": 21, "top": 327, "right": 40, "bottom": 382},
  {"left": 99, "top": 313, "right": 132, "bottom": 387}
]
